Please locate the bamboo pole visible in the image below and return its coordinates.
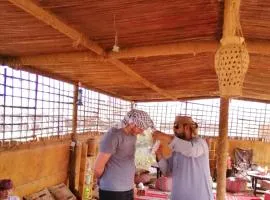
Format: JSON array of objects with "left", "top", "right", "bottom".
[{"left": 216, "top": 97, "right": 229, "bottom": 200}]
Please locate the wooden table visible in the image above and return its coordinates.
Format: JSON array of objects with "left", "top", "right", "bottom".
[{"left": 247, "top": 171, "right": 270, "bottom": 196}]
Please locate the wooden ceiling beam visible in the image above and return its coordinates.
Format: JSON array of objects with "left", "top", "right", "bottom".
[
  {"left": 109, "top": 41, "right": 219, "bottom": 59},
  {"left": 2, "top": 39, "right": 270, "bottom": 66},
  {"left": 0, "top": 52, "right": 105, "bottom": 66},
  {"left": 109, "top": 39, "right": 270, "bottom": 58},
  {"left": 8, "top": 0, "right": 177, "bottom": 100}
]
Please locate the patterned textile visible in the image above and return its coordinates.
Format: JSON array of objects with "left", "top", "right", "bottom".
[
  {"left": 234, "top": 148, "right": 253, "bottom": 170},
  {"left": 122, "top": 109, "right": 155, "bottom": 130}
]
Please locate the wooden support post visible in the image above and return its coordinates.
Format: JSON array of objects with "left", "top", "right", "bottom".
[
  {"left": 72, "top": 84, "right": 79, "bottom": 141},
  {"left": 75, "top": 143, "right": 82, "bottom": 191},
  {"left": 79, "top": 143, "right": 89, "bottom": 197},
  {"left": 68, "top": 84, "right": 79, "bottom": 193},
  {"left": 216, "top": 97, "right": 229, "bottom": 200}
]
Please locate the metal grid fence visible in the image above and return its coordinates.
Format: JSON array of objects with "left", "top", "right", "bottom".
[
  {"left": 136, "top": 99, "right": 270, "bottom": 139},
  {"left": 0, "top": 66, "right": 131, "bottom": 142},
  {"left": 229, "top": 100, "right": 270, "bottom": 139},
  {"left": 0, "top": 66, "right": 74, "bottom": 141},
  {"left": 135, "top": 99, "right": 220, "bottom": 136},
  {"left": 1, "top": 65, "right": 270, "bottom": 142},
  {"left": 77, "top": 88, "right": 131, "bottom": 133}
]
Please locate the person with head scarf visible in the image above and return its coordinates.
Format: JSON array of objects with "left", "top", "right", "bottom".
[
  {"left": 0, "top": 179, "right": 20, "bottom": 200},
  {"left": 154, "top": 116, "right": 213, "bottom": 200},
  {"left": 94, "top": 109, "right": 155, "bottom": 200}
]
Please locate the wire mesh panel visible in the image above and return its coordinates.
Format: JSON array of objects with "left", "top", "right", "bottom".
[
  {"left": 35, "top": 76, "right": 74, "bottom": 138},
  {"left": 135, "top": 101, "right": 186, "bottom": 134},
  {"left": 135, "top": 99, "right": 220, "bottom": 136},
  {"left": 0, "top": 66, "right": 74, "bottom": 141},
  {"left": 1, "top": 65, "right": 270, "bottom": 142},
  {"left": 186, "top": 99, "right": 220, "bottom": 136},
  {"left": 136, "top": 99, "right": 270, "bottom": 139},
  {"left": 77, "top": 88, "right": 131, "bottom": 133},
  {"left": 229, "top": 99, "right": 270, "bottom": 139}
]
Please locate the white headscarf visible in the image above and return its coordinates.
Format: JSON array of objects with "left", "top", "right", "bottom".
[{"left": 119, "top": 109, "right": 155, "bottom": 130}]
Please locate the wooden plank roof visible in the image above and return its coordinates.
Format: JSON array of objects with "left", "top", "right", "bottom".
[{"left": 0, "top": 0, "right": 270, "bottom": 102}]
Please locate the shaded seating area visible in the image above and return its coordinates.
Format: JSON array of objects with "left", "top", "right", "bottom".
[{"left": 1, "top": 0, "right": 270, "bottom": 199}]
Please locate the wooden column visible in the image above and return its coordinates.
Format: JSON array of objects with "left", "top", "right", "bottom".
[
  {"left": 216, "top": 97, "right": 229, "bottom": 200},
  {"left": 69, "top": 84, "right": 79, "bottom": 192},
  {"left": 72, "top": 84, "right": 79, "bottom": 141}
]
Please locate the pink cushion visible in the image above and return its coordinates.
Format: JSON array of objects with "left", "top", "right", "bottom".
[
  {"left": 226, "top": 177, "right": 247, "bottom": 193},
  {"left": 155, "top": 176, "right": 172, "bottom": 192},
  {"left": 265, "top": 191, "right": 270, "bottom": 200},
  {"left": 261, "top": 180, "right": 270, "bottom": 190}
]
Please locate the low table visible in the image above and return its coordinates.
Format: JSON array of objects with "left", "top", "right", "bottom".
[{"left": 247, "top": 171, "right": 270, "bottom": 196}]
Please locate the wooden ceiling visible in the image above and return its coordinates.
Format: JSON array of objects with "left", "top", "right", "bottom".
[{"left": 0, "top": 0, "right": 270, "bottom": 102}]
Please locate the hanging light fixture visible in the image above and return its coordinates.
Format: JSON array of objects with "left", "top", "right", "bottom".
[
  {"left": 215, "top": 0, "right": 249, "bottom": 97},
  {"left": 112, "top": 14, "right": 120, "bottom": 52}
]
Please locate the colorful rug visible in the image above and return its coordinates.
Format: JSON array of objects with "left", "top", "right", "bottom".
[{"left": 135, "top": 190, "right": 262, "bottom": 200}]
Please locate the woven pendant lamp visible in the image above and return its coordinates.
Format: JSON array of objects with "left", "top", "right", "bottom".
[{"left": 215, "top": 0, "right": 249, "bottom": 97}]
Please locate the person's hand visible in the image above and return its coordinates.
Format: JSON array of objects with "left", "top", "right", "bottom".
[
  {"left": 155, "top": 145, "right": 163, "bottom": 161},
  {"left": 152, "top": 131, "right": 173, "bottom": 144}
]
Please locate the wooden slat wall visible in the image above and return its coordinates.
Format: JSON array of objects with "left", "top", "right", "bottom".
[
  {"left": 208, "top": 138, "right": 270, "bottom": 176},
  {"left": 0, "top": 142, "right": 70, "bottom": 198},
  {"left": 228, "top": 139, "right": 270, "bottom": 167}
]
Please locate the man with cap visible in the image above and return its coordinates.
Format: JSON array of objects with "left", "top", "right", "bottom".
[
  {"left": 0, "top": 179, "right": 20, "bottom": 200},
  {"left": 154, "top": 116, "right": 213, "bottom": 200},
  {"left": 94, "top": 109, "right": 155, "bottom": 200}
]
